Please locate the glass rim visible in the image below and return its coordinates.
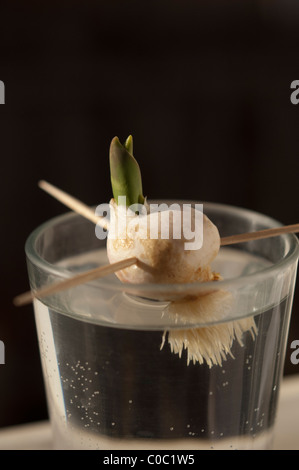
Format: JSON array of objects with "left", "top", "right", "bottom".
[{"left": 25, "top": 201, "right": 299, "bottom": 297}]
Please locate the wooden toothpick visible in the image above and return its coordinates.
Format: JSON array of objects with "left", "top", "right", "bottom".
[
  {"left": 220, "top": 223, "right": 299, "bottom": 246},
  {"left": 13, "top": 181, "right": 297, "bottom": 308},
  {"left": 38, "top": 181, "right": 299, "bottom": 247},
  {"left": 14, "top": 223, "right": 299, "bottom": 307},
  {"left": 38, "top": 180, "right": 109, "bottom": 230},
  {"left": 13, "top": 257, "right": 137, "bottom": 307}
]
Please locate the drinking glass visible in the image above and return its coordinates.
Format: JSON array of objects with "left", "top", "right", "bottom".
[{"left": 25, "top": 202, "right": 299, "bottom": 449}]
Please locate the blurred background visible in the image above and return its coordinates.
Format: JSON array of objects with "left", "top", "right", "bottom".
[{"left": 0, "top": 0, "right": 299, "bottom": 428}]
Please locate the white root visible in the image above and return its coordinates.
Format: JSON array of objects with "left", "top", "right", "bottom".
[{"left": 161, "top": 291, "right": 258, "bottom": 368}]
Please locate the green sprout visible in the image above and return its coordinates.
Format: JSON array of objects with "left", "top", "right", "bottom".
[{"left": 109, "top": 135, "right": 145, "bottom": 207}]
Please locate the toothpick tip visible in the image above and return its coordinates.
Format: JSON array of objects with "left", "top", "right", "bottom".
[{"left": 13, "top": 291, "right": 34, "bottom": 307}]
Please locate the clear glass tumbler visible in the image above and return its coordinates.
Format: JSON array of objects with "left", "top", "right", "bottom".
[{"left": 25, "top": 202, "right": 299, "bottom": 450}]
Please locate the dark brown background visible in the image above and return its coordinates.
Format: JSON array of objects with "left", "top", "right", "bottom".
[{"left": 0, "top": 0, "right": 299, "bottom": 428}]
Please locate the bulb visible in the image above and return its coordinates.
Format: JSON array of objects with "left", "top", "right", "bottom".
[
  {"left": 106, "top": 199, "right": 257, "bottom": 368},
  {"left": 107, "top": 200, "right": 220, "bottom": 284}
]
